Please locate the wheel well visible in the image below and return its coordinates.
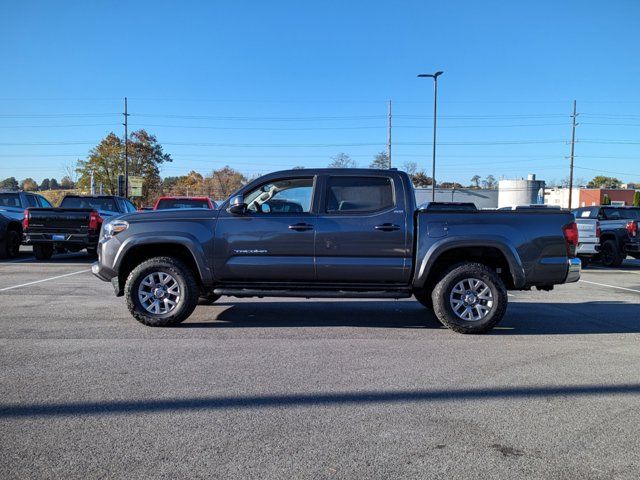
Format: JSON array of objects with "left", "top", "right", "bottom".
[
  {"left": 425, "top": 246, "right": 513, "bottom": 289},
  {"left": 118, "top": 243, "right": 202, "bottom": 288},
  {"left": 7, "top": 221, "right": 22, "bottom": 236}
]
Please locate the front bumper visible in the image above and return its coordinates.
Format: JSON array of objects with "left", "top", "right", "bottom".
[{"left": 565, "top": 257, "right": 581, "bottom": 283}]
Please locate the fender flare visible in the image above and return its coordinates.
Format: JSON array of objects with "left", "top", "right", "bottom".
[
  {"left": 114, "top": 233, "right": 213, "bottom": 285},
  {"left": 413, "top": 236, "right": 526, "bottom": 289}
]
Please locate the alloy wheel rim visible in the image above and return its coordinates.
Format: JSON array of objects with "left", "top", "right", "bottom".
[
  {"left": 449, "top": 278, "right": 494, "bottom": 322},
  {"left": 137, "top": 272, "right": 181, "bottom": 315}
]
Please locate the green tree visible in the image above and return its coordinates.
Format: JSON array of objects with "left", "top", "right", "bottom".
[
  {"left": 76, "top": 132, "right": 123, "bottom": 194},
  {"left": 206, "top": 166, "right": 246, "bottom": 200},
  {"left": 587, "top": 176, "right": 622, "bottom": 189},
  {"left": 60, "top": 176, "right": 75, "bottom": 189},
  {"left": 602, "top": 194, "right": 611, "bottom": 205},
  {"left": 0, "top": 177, "right": 19, "bottom": 190},
  {"left": 21, "top": 178, "right": 38, "bottom": 191},
  {"left": 39, "top": 178, "right": 50, "bottom": 190},
  {"left": 470, "top": 175, "right": 481, "bottom": 188},
  {"left": 76, "top": 130, "right": 172, "bottom": 203},
  {"left": 49, "top": 178, "right": 60, "bottom": 190},
  {"left": 633, "top": 191, "right": 640, "bottom": 207},
  {"left": 370, "top": 151, "right": 390, "bottom": 169},
  {"left": 328, "top": 153, "right": 356, "bottom": 168}
]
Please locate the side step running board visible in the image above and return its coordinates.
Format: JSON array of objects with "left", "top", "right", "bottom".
[{"left": 213, "top": 288, "right": 413, "bottom": 299}]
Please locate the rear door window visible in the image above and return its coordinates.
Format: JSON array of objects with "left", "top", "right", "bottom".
[
  {"left": 325, "top": 176, "right": 394, "bottom": 213},
  {"left": 25, "top": 194, "right": 38, "bottom": 207}
]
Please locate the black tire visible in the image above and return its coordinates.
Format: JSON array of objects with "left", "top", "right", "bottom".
[
  {"left": 413, "top": 288, "right": 433, "bottom": 309},
  {"left": 0, "top": 229, "right": 21, "bottom": 259},
  {"left": 578, "top": 256, "right": 590, "bottom": 268},
  {"left": 33, "top": 243, "right": 54, "bottom": 260},
  {"left": 86, "top": 247, "right": 98, "bottom": 258},
  {"left": 600, "top": 239, "right": 624, "bottom": 267},
  {"left": 125, "top": 256, "right": 199, "bottom": 327},
  {"left": 198, "top": 291, "right": 222, "bottom": 305},
  {"left": 431, "top": 262, "right": 508, "bottom": 334}
]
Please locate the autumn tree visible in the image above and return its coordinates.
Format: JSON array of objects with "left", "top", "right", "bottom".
[
  {"left": 328, "top": 153, "right": 356, "bottom": 168},
  {"left": 21, "top": 178, "right": 38, "bottom": 191},
  {"left": 410, "top": 170, "right": 433, "bottom": 187},
  {"left": 439, "top": 182, "right": 464, "bottom": 189},
  {"left": 173, "top": 171, "right": 205, "bottom": 195},
  {"left": 205, "top": 166, "right": 246, "bottom": 200},
  {"left": 370, "top": 151, "right": 390, "bottom": 169},
  {"left": 127, "top": 130, "right": 172, "bottom": 202}
]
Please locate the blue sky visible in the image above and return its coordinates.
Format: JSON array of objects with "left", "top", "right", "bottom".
[{"left": 1, "top": 0, "right": 639, "bottom": 185}]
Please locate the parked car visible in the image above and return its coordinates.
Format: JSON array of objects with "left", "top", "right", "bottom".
[
  {"left": 153, "top": 196, "right": 216, "bottom": 210},
  {"left": 0, "top": 212, "right": 22, "bottom": 259},
  {"left": 573, "top": 206, "right": 640, "bottom": 267},
  {"left": 23, "top": 195, "right": 137, "bottom": 260},
  {"left": 92, "top": 168, "right": 580, "bottom": 334},
  {"left": 0, "top": 190, "right": 52, "bottom": 220}
]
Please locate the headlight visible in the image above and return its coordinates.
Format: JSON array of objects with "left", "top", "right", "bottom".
[{"left": 104, "top": 220, "right": 129, "bottom": 238}]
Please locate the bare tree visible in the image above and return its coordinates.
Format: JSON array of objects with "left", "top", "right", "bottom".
[{"left": 328, "top": 153, "right": 356, "bottom": 168}]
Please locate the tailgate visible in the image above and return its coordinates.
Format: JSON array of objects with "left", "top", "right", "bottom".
[
  {"left": 575, "top": 219, "right": 598, "bottom": 243},
  {"left": 26, "top": 208, "right": 93, "bottom": 234}
]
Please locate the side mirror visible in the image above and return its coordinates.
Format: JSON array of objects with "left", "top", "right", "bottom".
[{"left": 227, "top": 195, "right": 247, "bottom": 215}]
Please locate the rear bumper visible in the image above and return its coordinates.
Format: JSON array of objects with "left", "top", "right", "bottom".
[
  {"left": 24, "top": 232, "right": 98, "bottom": 247},
  {"left": 625, "top": 241, "right": 640, "bottom": 254},
  {"left": 576, "top": 242, "right": 600, "bottom": 257},
  {"left": 564, "top": 258, "right": 581, "bottom": 283}
]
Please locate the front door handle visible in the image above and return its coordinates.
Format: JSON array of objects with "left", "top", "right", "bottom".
[
  {"left": 374, "top": 223, "right": 400, "bottom": 232},
  {"left": 289, "top": 223, "right": 314, "bottom": 232}
]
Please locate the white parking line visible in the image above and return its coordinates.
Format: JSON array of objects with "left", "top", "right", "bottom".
[
  {"left": 0, "top": 252, "right": 86, "bottom": 264},
  {"left": 580, "top": 280, "right": 640, "bottom": 294},
  {"left": 588, "top": 266, "right": 640, "bottom": 276},
  {"left": 0, "top": 269, "right": 91, "bottom": 292}
]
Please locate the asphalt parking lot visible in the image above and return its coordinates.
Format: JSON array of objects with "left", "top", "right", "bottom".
[{"left": 1, "top": 250, "right": 639, "bottom": 479}]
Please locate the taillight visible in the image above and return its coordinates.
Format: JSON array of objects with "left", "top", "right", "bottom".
[
  {"left": 595, "top": 221, "right": 601, "bottom": 238},
  {"left": 627, "top": 220, "right": 638, "bottom": 238},
  {"left": 563, "top": 222, "right": 579, "bottom": 257},
  {"left": 89, "top": 210, "right": 103, "bottom": 231},
  {"left": 22, "top": 209, "right": 30, "bottom": 230}
]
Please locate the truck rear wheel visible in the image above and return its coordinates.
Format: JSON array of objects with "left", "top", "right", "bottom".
[
  {"left": 33, "top": 244, "right": 53, "bottom": 260},
  {"left": 431, "top": 263, "right": 507, "bottom": 334},
  {"left": 124, "top": 256, "right": 199, "bottom": 327},
  {"left": 599, "top": 239, "right": 624, "bottom": 267}
]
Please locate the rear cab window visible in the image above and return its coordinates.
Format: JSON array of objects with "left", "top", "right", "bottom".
[
  {"left": 325, "top": 176, "right": 394, "bottom": 213},
  {"left": 0, "top": 193, "right": 21, "bottom": 208},
  {"left": 60, "top": 196, "right": 119, "bottom": 213}
]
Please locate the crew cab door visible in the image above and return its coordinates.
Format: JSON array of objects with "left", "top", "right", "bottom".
[
  {"left": 213, "top": 176, "right": 317, "bottom": 282},
  {"left": 313, "top": 173, "right": 410, "bottom": 284}
]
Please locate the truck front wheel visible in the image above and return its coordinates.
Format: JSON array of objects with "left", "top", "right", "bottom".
[
  {"left": 125, "top": 256, "right": 200, "bottom": 327},
  {"left": 431, "top": 263, "right": 508, "bottom": 334}
]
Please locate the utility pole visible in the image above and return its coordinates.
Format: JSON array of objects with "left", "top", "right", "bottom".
[
  {"left": 387, "top": 100, "right": 392, "bottom": 168},
  {"left": 567, "top": 100, "right": 578, "bottom": 209},
  {"left": 123, "top": 97, "right": 130, "bottom": 199}
]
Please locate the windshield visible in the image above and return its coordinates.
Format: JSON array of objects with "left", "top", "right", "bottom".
[
  {"left": 0, "top": 193, "right": 20, "bottom": 208},
  {"left": 155, "top": 199, "right": 211, "bottom": 209},
  {"left": 60, "top": 196, "right": 119, "bottom": 212}
]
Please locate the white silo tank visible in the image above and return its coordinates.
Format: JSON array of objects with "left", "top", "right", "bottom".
[{"left": 498, "top": 174, "right": 546, "bottom": 208}]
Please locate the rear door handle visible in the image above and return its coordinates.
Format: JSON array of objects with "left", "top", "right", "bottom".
[
  {"left": 374, "top": 223, "right": 400, "bottom": 232},
  {"left": 288, "top": 223, "right": 314, "bottom": 231}
]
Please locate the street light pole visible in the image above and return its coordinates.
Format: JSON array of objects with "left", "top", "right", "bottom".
[{"left": 418, "top": 71, "right": 443, "bottom": 202}]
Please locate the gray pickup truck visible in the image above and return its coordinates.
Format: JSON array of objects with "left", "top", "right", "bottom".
[{"left": 93, "top": 168, "right": 580, "bottom": 334}]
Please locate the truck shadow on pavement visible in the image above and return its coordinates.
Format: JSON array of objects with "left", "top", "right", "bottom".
[
  {"left": 2, "top": 383, "right": 640, "bottom": 419},
  {"left": 184, "top": 300, "right": 640, "bottom": 335}
]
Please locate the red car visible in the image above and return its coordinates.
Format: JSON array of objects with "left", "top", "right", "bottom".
[{"left": 153, "top": 196, "right": 217, "bottom": 210}]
